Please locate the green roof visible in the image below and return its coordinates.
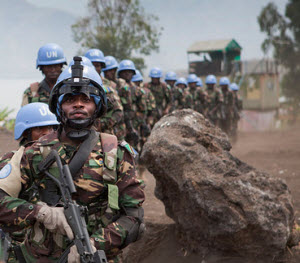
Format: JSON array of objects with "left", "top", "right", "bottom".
[{"left": 187, "top": 39, "right": 242, "bottom": 53}]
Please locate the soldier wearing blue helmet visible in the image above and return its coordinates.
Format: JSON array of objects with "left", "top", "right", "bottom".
[
  {"left": 173, "top": 77, "right": 188, "bottom": 110},
  {"left": 22, "top": 43, "right": 67, "bottom": 106},
  {"left": 86, "top": 53, "right": 125, "bottom": 142},
  {"left": 132, "top": 70, "right": 155, "bottom": 151},
  {"left": 145, "top": 67, "right": 172, "bottom": 122},
  {"left": 102, "top": 56, "right": 119, "bottom": 84},
  {"left": 0, "top": 103, "right": 59, "bottom": 260},
  {"left": 0, "top": 56, "right": 145, "bottom": 263},
  {"left": 205, "top": 74, "right": 224, "bottom": 127},
  {"left": 219, "top": 77, "right": 234, "bottom": 135},
  {"left": 116, "top": 60, "right": 142, "bottom": 148},
  {"left": 186, "top": 74, "right": 207, "bottom": 114},
  {"left": 84, "top": 48, "right": 106, "bottom": 75},
  {"left": 230, "top": 83, "right": 243, "bottom": 141}
]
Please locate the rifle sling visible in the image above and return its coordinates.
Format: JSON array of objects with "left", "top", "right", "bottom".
[{"left": 69, "top": 129, "right": 99, "bottom": 176}]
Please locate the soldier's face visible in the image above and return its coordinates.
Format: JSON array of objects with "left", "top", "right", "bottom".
[
  {"left": 133, "top": 81, "right": 142, "bottom": 86},
  {"left": 177, "top": 84, "right": 186, "bottom": 90},
  {"left": 119, "top": 70, "right": 134, "bottom": 82},
  {"left": 30, "top": 125, "right": 55, "bottom": 141},
  {"left": 104, "top": 68, "right": 117, "bottom": 81},
  {"left": 166, "top": 80, "right": 176, "bottom": 87},
  {"left": 221, "top": 85, "right": 228, "bottom": 92},
  {"left": 92, "top": 62, "right": 104, "bottom": 75},
  {"left": 41, "top": 64, "right": 63, "bottom": 83},
  {"left": 189, "top": 82, "right": 197, "bottom": 89},
  {"left": 61, "top": 94, "right": 96, "bottom": 120},
  {"left": 151, "top": 78, "right": 160, "bottom": 85},
  {"left": 207, "top": 84, "right": 215, "bottom": 90}
]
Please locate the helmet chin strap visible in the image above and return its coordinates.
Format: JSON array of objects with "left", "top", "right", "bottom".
[
  {"left": 65, "top": 118, "right": 93, "bottom": 141},
  {"left": 60, "top": 108, "right": 98, "bottom": 141}
]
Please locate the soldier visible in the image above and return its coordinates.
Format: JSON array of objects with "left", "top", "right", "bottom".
[
  {"left": 187, "top": 74, "right": 207, "bottom": 114},
  {"left": 219, "top": 77, "right": 234, "bottom": 135},
  {"left": 145, "top": 67, "right": 172, "bottom": 122},
  {"left": 195, "top": 77, "right": 207, "bottom": 114},
  {"left": 132, "top": 70, "right": 153, "bottom": 150},
  {"left": 164, "top": 71, "right": 177, "bottom": 112},
  {"left": 84, "top": 48, "right": 106, "bottom": 75},
  {"left": 116, "top": 60, "right": 140, "bottom": 148},
  {"left": 230, "top": 82, "right": 243, "bottom": 141},
  {"left": 0, "top": 103, "right": 59, "bottom": 262},
  {"left": 84, "top": 50, "right": 125, "bottom": 141},
  {"left": 0, "top": 57, "right": 145, "bottom": 263},
  {"left": 103, "top": 56, "right": 119, "bottom": 84},
  {"left": 22, "top": 43, "right": 67, "bottom": 106},
  {"left": 205, "top": 74, "right": 224, "bottom": 127},
  {"left": 173, "top": 77, "right": 189, "bottom": 110}
]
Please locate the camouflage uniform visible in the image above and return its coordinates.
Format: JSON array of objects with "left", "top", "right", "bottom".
[
  {"left": 205, "top": 88, "right": 224, "bottom": 126},
  {"left": 116, "top": 79, "right": 139, "bottom": 148},
  {"left": 0, "top": 131, "right": 145, "bottom": 262},
  {"left": 232, "top": 92, "right": 243, "bottom": 140},
  {"left": 145, "top": 82, "right": 172, "bottom": 122},
  {"left": 182, "top": 88, "right": 194, "bottom": 109},
  {"left": 172, "top": 86, "right": 185, "bottom": 110},
  {"left": 0, "top": 138, "right": 38, "bottom": 262},
  {"left": 220, "top": 90, "right": 234, "bottom": 135},
  {"left": 97, "top": 78, "right": 126, "bottom": 141},
  {"left": 133, "top": 83, "right": 153, "bottom": 151},
  {"left": 21, "top": 79, "right": 51, "bottom": 106}
]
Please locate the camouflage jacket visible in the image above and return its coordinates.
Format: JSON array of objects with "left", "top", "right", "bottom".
[
  {"left": 182, "top": 88, "right": 194, "bottom": 109},
  {"left": 205, "top": 88, "right": 224, "bottom": 119},
  {"left": 172, "top": 86, "right": 184, "bottom": 110},
  {"left": 145, "top": 82, "right": 172, "bottom": 116},
  {"left": 189, "top": 87, "right": 207, "bottom": 114},
  {"left": 21, "top": 79, "right": 51, "bottom": 106},
  {"left": 221, "top": 90, "right": 234, "bottom": 118},
  {"left": 0, "top": 131, "right": 145, "bottom": 262},
  {"left": 116, "top": 79, "right": 136, "bottom": 127},
  {"left": 98, "top": 78, "right": 124, "bottom": 136}
]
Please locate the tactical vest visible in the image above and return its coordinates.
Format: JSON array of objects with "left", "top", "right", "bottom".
[{"left": 40, "top": 133, "right": 120, "bottom": 213}]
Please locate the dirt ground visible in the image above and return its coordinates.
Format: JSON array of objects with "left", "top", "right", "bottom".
[{"left": 1, "top": 124, "right": 300, "bottom": 262}]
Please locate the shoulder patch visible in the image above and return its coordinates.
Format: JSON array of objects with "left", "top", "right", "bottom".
[
  {"left": 120, "top": 140, "right": 138, "bottom": 158},
  {"left": 0, "top": 164, "right": 12, "bottom": 179}
]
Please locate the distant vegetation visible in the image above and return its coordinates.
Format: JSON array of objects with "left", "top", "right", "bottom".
[{"left": 0, "top": 108, "right": 15, "bottom": 132}]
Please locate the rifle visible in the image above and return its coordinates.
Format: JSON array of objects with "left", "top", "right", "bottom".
[
  {"left": 0, "top": 229, "right": 11, "bottom": 263},
  {"left": 38, "top": 150, "right": 108, "bottom": 263}
]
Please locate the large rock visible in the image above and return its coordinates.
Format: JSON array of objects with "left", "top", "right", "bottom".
[{"left": 140, "top": 109, "right": 295, "bottom": 259}]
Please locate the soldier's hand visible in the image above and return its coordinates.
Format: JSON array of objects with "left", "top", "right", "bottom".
[
  {"left": 68, "top": 239, "right": 96, "bottom": 263},
  {"left": 35, "top": 205, "right": 74, "bottom": 240}
]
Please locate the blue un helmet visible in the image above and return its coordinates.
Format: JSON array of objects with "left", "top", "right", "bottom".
[
  {"left": 187, "top": 74, "right": 198, "bottom": 83},
  {"left": 196, "top": 77, "right": 203, "bottom": 87},
  {"left": 164, "top": 71, "right": 177, "bottom": 81},
  {"left": 230, "top": 83, "right": 239, "bottom": 91},
  {"left": 102, "top": 56, "right": 118, "bottom": 72},
  {"left": 117, "top": 59, "right": 136, "bottom": 77},
  {"left": 36, "top": 43, "right": 67, "bottom": 69},
  {"left": 149, "top": 67, "right": 163, "bottom": 78},
  {"left": 175, "top": 77, "right": 188, "bottom": 87},
  {"left": 84, "top": 49, "right": 106, "bottom": 66},
  {"left": 219, "top": 77, "right": 230, "bottom": 86},
  {"left": 14, "top": 103, "right": 59, "bottom": 140},
  {"left": 69, "top": 56, "right": 93, "bottom": 68},
  {"left": 205, "top": 74, "right": 217, "bottom": 85},
  {"left": 132, "top": 70, "right": 143, "bottom": 82},
  {"left": 49, "top": 57, "right": 107, "bottom": 135}
]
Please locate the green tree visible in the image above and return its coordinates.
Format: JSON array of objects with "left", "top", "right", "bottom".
[
  {"left": 72, "top": 0, "right": 162, "bottom": 70},
  {"left": 258, "top": 1, "right": 300, "bottom": 105}
]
